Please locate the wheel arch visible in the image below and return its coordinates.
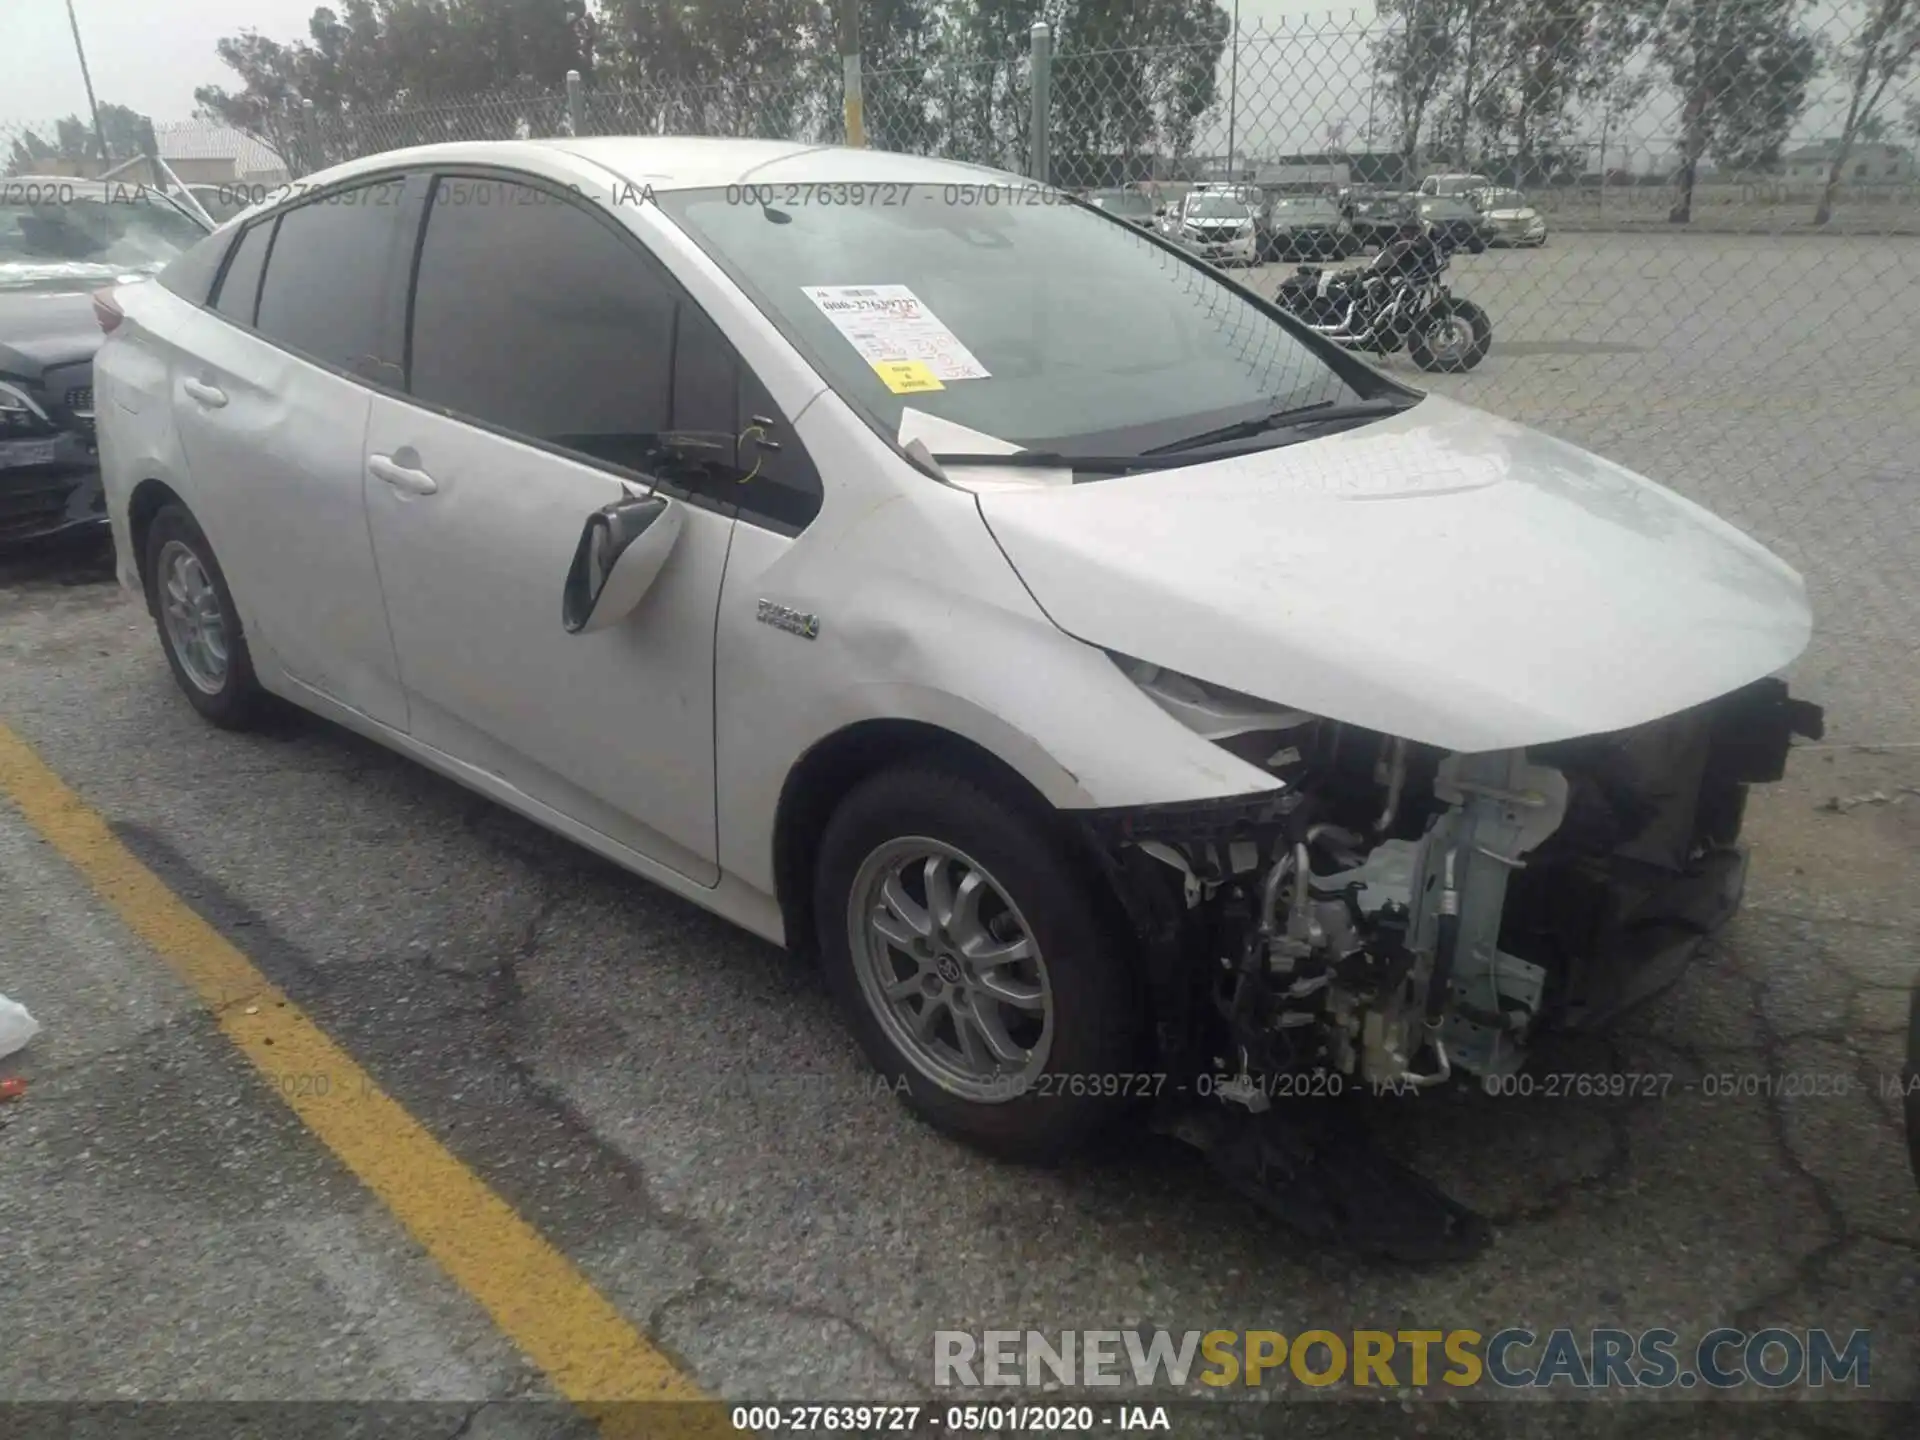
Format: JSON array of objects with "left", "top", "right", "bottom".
[
  {"left": 771, "top": 717, "right": 1125, "bottom": 968},
  {"left": 127, "top": 477, "right": 186, "bottom": 608}
]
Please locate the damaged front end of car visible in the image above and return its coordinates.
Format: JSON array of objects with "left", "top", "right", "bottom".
[{"left": 1077, "top": 668, "right": 1824, "bottom": 1262}]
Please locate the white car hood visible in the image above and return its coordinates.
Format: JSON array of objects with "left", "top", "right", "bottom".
[{"left": 973, "top": 395, "right": 1812, "bottom": 753}]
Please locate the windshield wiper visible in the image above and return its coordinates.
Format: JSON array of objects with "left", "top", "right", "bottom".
[
  {"left": 930, "top": 451, "right": 1167, "bottom": 474},
  {"left": 1138, "top": 397, "right": 1413, "bottom": 457}
]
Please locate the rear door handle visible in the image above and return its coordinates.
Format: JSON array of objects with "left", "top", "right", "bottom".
[
  {"left": 182, "top": 378, "right": 228, "bottom": 408},
  {"left": 368, "top": 452, "right": 438, "bottom": 496}
]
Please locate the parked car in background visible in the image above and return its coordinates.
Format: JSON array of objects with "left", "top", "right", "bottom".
[
  {"left": 1471, "top": 187, "right": 1549, "bottom": 247},
  {"left": 1258, "top": 194, "right": 1362, "bottom": 261},
  {"left": 1341, "top": 185, "right": 1416, "bottom": 248},
  {"left": 1163, "top": 191, "right": 1259, "bottom": 266},
  {"left": 1085, "top": 188, "right": 1157, "bottom": 230},
  {"left": 1417, "top": 195, "right": 1491, "bottom": 254},
  {"left": 1192, "top": 181, "right": 1265, "bottom": 207},
  {"left": 1418, "top": 172, "right": 1495, "bottom": 199},
  {"left": 91, "top": 137, "right": 1825, "bottom": 1257},
  {"left": 1, "top": 178, "right": 210, "bottom": 546}
]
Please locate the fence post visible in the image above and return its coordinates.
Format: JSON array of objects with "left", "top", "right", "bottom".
[
  {"left": 1028, "top": 21, "right": 1051, "bottom": 184},
  {"left": 839, "top": 0, "right": 864, "bottom": 147},
  {"left": 300, "top": 98, "right": 320, "bottom": 174},
  {"left": 565, "top": 69, "right": 583, "bottom": 137}
]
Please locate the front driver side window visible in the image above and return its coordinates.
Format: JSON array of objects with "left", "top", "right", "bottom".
[
  {"left": 406, "top": 173, "right": 819, "bottom": 530},
  {"left": 408, "top": 175, "right": 716, "bottom": 478}
]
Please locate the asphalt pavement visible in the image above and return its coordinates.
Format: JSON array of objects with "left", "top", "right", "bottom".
[{"left": 2, "top": 232, "right": 1917, "bottom": 1438}]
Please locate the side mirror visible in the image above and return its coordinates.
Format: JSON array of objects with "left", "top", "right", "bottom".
[{"left": 562, "top": 491, "right": 685, "bottom": 635}]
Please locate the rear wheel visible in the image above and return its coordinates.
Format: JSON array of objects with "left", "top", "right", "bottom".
[
  {"left": 1409, "top": 297, "right": 1492, "bottom": 373},
  {"left": 143, "top": 503, "right": 267, "bottom": 729},
  {"left": 816, "top": 766, "right": 1140, "bottom": 1162}
]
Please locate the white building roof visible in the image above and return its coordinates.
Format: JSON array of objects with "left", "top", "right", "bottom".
[{"left": 153, "top": 122, "right": 288, "bottom": 173}]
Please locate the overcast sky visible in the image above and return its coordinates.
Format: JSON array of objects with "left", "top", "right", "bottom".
[{"left": 3, "top": 0, "right": 1366, "bottom": 123}]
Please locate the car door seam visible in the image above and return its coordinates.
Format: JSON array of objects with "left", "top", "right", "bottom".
[{"left": 708, "top": 515, "right": 740, "bottom": 891}]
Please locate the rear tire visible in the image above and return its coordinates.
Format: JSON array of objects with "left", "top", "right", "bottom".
[
  {"left": 815, "top": 765, "right": 1140, "bottom": 1163},
  {"left": 1409, "top": 297, "right": 1492, "bottom": 373},
  {"left": 143, "top": 502, "right": 267, "bottom": 729}
]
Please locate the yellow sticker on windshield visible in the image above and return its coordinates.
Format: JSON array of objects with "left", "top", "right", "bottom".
[{"left": 872, "top": 359, "right": 945, "bottom": 394}]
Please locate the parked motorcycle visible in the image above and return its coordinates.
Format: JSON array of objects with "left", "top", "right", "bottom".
[{"left": 1274, "top": 224, "right": 1492, "bottom": 373}]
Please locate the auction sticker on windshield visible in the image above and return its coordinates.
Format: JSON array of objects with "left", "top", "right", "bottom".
[
  {"left": 803, "top": 285, "right": 991, "bottom": 384},
  {"left": 870, "top": 359, "right": 945, "bottom": 394}
]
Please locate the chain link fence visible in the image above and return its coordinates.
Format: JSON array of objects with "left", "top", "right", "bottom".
[{"left": 5, "top": 4, "right": 1918, "bottom": 742}]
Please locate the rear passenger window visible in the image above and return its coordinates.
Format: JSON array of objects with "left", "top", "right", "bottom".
[
  {"left": 254, "top": 178, "right": 410, "bottom": 379},
  {"left": 211, "top": 221, "right": 272, "bottom": 326}
]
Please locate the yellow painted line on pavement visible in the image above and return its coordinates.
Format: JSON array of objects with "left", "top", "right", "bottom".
[{"left": 0, "top": 722, "right": 722, "bottom": 1439}]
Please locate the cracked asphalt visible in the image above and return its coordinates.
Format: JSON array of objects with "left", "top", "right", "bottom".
[{"left": 3, "top": 233, "right": 1918, "bottom": 1438}]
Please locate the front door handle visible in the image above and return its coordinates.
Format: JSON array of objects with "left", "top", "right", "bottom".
[
  {"left": 182, "top": 378, "right": 228, "bottom": 408},
  {"left": 368, "top": 452, "right": 438, "bottom": 496}
]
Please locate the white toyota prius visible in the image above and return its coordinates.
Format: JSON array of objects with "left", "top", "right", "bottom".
[{"left": 93, "top": 138, "right": 1822, "bottom": 1255}]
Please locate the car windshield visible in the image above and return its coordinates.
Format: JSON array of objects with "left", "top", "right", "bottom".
[
  {"left": 1188, "top": 196, "right": 1251, "bottom": 220},
  {"left": 654, "top": 182, "right": 1362, "bottom": 457},
  {"left": 1477, "top": 189, "right": 1527, "bottom": 209},
  {"left": 0, "top": 182, "right": 205, "bottom": 291}
]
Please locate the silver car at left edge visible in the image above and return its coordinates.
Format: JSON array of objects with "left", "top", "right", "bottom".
[{"left": 91, "top": 139, "right": 1824, "bottom": 1261}]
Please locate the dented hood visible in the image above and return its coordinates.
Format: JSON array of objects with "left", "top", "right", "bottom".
[{"left": 973, "top": 395, "right": 1812, "bottom": 753}]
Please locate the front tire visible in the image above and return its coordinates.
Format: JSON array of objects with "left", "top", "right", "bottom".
[
  {"left": 143, "top": 502, "right": 267, "bottom": 729},
  {"left": 815, "top": 766, "right": 1140, "bottom": 1163},
  {"left": 1409, "top": 297, "right": 1492, "bottom": 373}
]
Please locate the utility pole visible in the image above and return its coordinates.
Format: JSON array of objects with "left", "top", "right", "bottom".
[
  {"left": 1226, "top": 0, "right": 1240, "bottom": 179},
  {"left": 65, "top": 0, "right": 112, "bottom": 170},
  {"left": 839, "top": 0, "right": 865, "bottom": 148}
]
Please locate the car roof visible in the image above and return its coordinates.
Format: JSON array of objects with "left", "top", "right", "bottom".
[{"left": 291, "top": 136, "right": 1018, "bottom": 194}]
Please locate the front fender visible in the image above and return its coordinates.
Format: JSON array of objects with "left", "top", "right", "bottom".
[{"left": 712, "top": 420, "right": 1282, "bottom": 898}]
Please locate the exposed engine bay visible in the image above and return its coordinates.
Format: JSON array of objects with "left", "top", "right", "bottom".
[{"left": 1080, "top": 675, "right": 1824, "bottom": 1259}]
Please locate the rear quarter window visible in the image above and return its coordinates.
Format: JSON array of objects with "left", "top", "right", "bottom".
[
  {"left": 156, "top": 228, "right": 233, "bottom": 306},
  {"left": 211, "top": 220, "right": 273, "bottom": 326}
]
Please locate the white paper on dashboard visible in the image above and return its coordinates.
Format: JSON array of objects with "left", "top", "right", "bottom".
[{"left": 802, "top": 285, "right": 992, "bottom": 381}]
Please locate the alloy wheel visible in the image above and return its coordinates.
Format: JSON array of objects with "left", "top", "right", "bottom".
[
  {"left": 157, "top": 539, "right": 229, "bottom": 694},
  {"left": 1423, "top": 314, "right": 1475, "bottom": 368},
  {"left": 847, "top": 837, "right": 1054, "bottom": 1101}
]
